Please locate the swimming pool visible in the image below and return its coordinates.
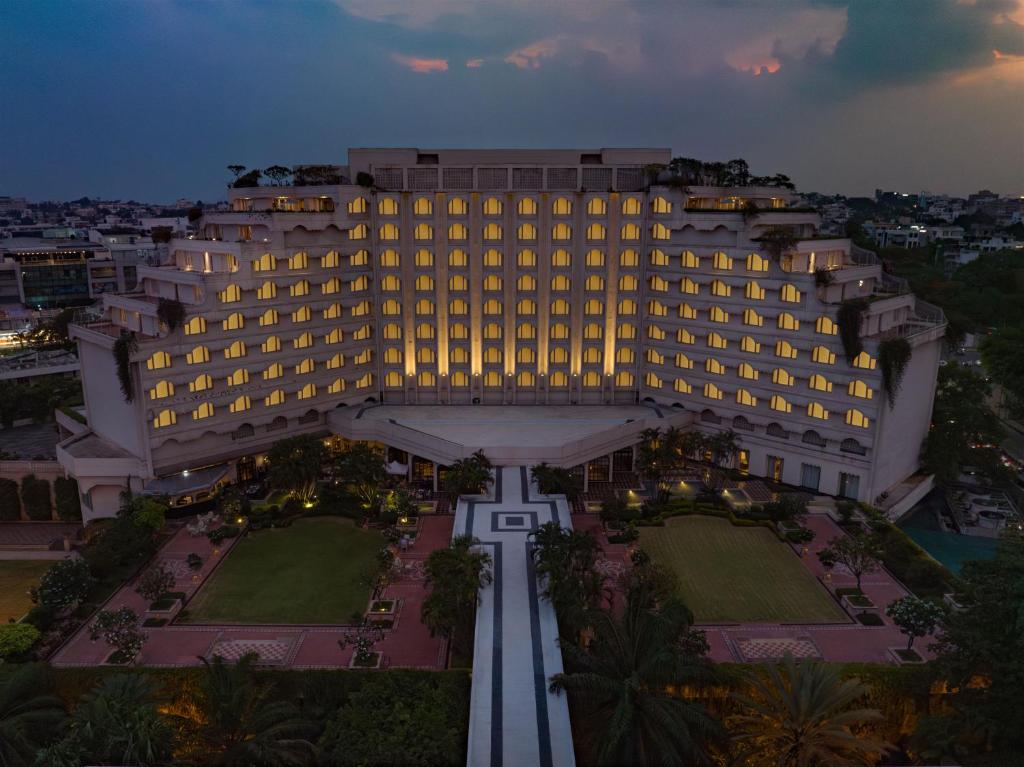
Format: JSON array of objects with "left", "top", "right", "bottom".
[{"left": 898, "top": 490, "right": 999, "bottom": 574}]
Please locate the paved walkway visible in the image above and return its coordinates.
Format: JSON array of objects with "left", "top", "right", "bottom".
[{"left": 455, "top": 467, "right": 575, "bottom": 767}]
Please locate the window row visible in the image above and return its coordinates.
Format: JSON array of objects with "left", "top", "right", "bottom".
[
  {"left": 649, "top": 250, "right": 772, "bottom": 272},
  {"left": 649, "top": 276, "right": 802, "bottom": 303},
  {"left": 645, "top": 327, "right": 875, "bottom": 368},
  {"left": 145, "top": 335, "right": 373, "bottom": 370},
  {"left": 366, "top": 196, "right": 647, "bottom": 218},
  {"left": 380, "top": 370, "right": 633, "bottom": 389},
  {"left": 378, "top": 248, "right": 643, "bottom": 268},
  {"left": 378, "top": 320, "right": 638, "bottom": 341},
  {"left": 373, "top": 222, "right": 644, "bottom": 243}
]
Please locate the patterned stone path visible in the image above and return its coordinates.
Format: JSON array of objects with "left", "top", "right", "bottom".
[{"left": 456, "top": 467, "right": 576, "bottom": 767}]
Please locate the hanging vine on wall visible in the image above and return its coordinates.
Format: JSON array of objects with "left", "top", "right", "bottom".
[
  {"left": 156, "top": 298, "right": 185, "bottom": 332},
  {"left": 836, "top": 299, "right": 868, "bottom": 363},
  {"left": 878, "top": 337, "right": 912, "bottom": 409},
  {"left": 113, "top": 332, "right": 138, "bottom": 402},
  {"left": 754, "top": 226, "right": 799, "bottom": 263}
]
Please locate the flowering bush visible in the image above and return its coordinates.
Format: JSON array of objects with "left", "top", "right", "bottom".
[
  {"left": 31, "top": 557, "right": 94, "bottom": 609},
  {"left": 0, "top": 623, "right": 40, "bottom": 659},
  {"left": 339, "top": 622, "right": 385, "bottom": 666},
  {"left": 90, "top": 606, "right": 146, "bottom": 663},
  {"left": 135, "top": 563, "right": 176, "bottom": 603}
]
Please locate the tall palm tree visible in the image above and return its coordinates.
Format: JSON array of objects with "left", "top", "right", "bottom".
[
  {"left": 729, "top": 654, "right": 889, "bottom": 767},
  {"left": 192, "top": 653, "right": 317, "bottom": 766},
  {"left": 530, "top": 522, "right": 606, "bottom": 642},
  {"left": 550, "top": 586, "right": 726, "bottom": 765},
  {"left": 421, "top": 534, "right": 493, "bottom": 658},
  {"left": 443, "top": 457, "right": 492, "bottom": 503},
  {"left": 0, "top": 663, "right": 66, "bottom": 767},
  {"left": 704, "top": 430, "right": 740, "bottom": 494}
]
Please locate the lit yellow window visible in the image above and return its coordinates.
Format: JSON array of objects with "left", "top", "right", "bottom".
[
  {"left": 649, "top": 300, "right": 668, "bottom": 317},
  {"left": 710, "top": 280, "right": 731, "bottom": 297},
  {"left": 483, "top": 197, "right": 503, "bottom": 216},
  {"left": 288, "top": 251, "right": 308, "bottom": 270},
  {"left": 518, "top": 249, "right": 537, "bottom": 267},
  {"left": 675, "top": 353, "right": 693, "bottom": 369},
  {"left": 291, "top": 306, "right": 311, "bottom": 324},
  {"left": 261, "top": 336, "right": 281, "bottom": 354},
  {"left": 809, "top": 374, "right": 832, "bottom": 392},
  {"left": 586, "top": 249, "right": 605, "bottom": 267},
  {"left": 416, "top": 299, "right": 435, "bottom": 315},
  {"left": 147, "top": 351, "right": 171, "bottom": 370},
  {"left": 742, "top": 309, "right": 763, "bottom": 327},
  {"left": 620, "top": 249, "right": 639, "bottom": 267},
  {"left": 552, "top": 223, "right": 572, "bottom": 241},
  {"left": 443, "top": 275, "right": 465, "bottom": 293},
  {"left": 812, "top": 346, "right": 836, "bottom": 365},
  {"left": 651, "top": 223, "right": 671, "bottom": 240},
  {"left": 619, "top": 274, "right": 638, "bottom": 291},
  {"left": 451, "top": 371, "right": 469, "bottom": 387},
  {"left": 846, "top": 408, "right": 870, "bottom": 428},
  {"left": 252, "top": 280, "right": 274, "bottom": 301},
  {"left": 618, "top": 323, "right": 638, "bottom": 340},
  {"left": 550, "top": 347, "right": 569, "bottom": 363},
  {"left": 229, "top": 395, "right": 250, "bottom": 414},
  {"left": 328, "top": 378, "right": 346, "bottom": 394},
  {"left": 418, "top": 372, "right": 436, "bottom": 387},
  {"left": 484, "top": 371, "right": 502, "bottom": 387},
  {"left": 650, "top": 249, "right": 669, "bottom": 266},
  {"left": 415, "top": 275, "right": 434, "bottom": 292},
  {"left": 383, "top": 348, "right": 401, "bottom": 365},
  {"left": 778, "top": 312, "right": 800, "bottom": 331},
  {"left": 736, "top": 389, "right": 757, "bottom": 407},
  {"left": 707, "top": 332, "right": 728, "bottom": 349},
  {"left": 746, "top": 253, "right": 769, "bottom": 272},
  {"left": 550, "top": 371, "right": 568, "bottom": 387},
  {"left": 517, "top": 346, "right": 536, "bottom": 362},
  {"left": 479, "top": 248, "right": 501, "bottom": 267},
  {"left": 518, "top": 198, "right": 538, "bottom": 216},
  {"left": 381, "top": 275, "right": 401, "bottom": 292},
  {"left": 807, "top": 401, "right": 829, "bottom": 420},
  {"left": 381, "top": 299, "right": 401, "bottom": 316},
  {"left": 327, "top": 353, "right": 345, "bottom": 369},
  {"left": 484, "top": 347, "right": 502, "bottom": 364},
  {"left": 516, "top": 274, "right": 537, "bottom": 292},
  {"left": 322, "top": 277, "right": 341, "bottom": 295},
  {"left": 712, "top": 251, "right": 733, "bottom": 270},
  {"left": 353, "top": 325, "right": 371, "bottom": 341},
  {"left": 353, "top": 348, "right": 372, "bottom": 365},
  {"left": 552, "top": 197, "right": 572, "bottom": 215},
  {"left": 582, "top": 371, "right": 601, "bottom": 388},
  {"left": 416, "top": 323, "right": 436, "bottom": 340},
  {"left": 253, "top": 253, "right": 276, "bottom": 272},
  {"left": 704, "top": 382, "right": 724, "bottom": 400},
  {"left": 583, "top": 323, "right": 602, "bottom": 339},
  {"left": 218, "top": 284, "right": 241, "bottom": 303},
  {"left": 585, "top": 223, "right": 606, "bottom": 241},
  {"left": 746, "top": 281, "right": 765, "bottom": 300},
  {"left": 518, "top": 299, "right": 537, "bottom": 315},
  {"left": 709, "top": 306, "right": 729, "bottom": 324},
  {"left": 648, "top": 324, "right": 666, "bottom": 340},
  {"left": 379, "top": 223, "right": 399, "bottom": 241},
  {"left": 772, "top": 368, "right": 794, "bottom": 386},
  {"left": 380, "top": 249, "right": 400, "bottom": 268},
  {"left": 651, "top": 196, "right": 671, "bottom": 214},
  {"left": 321, "top": 250, "right": 340, "bottom": 268},
  {"left": 293, "top": 332, "right": 313, "bottom": 349},
  {"left": 584, "top": 299, "right": 603, "bottom": 315},
  {"left": 741, "top": 336, "right": 761, "bottom": 354},
  {"left": 675, "top": 303, "right": 694, "bottom": 320},
  {"left": 385, "top": 372, "right": 403, "bottom": 388},
  {"left": 189, "top": 373, "right": 212, "bottom": 392},
  {"left": 351, "top": 250, "right": 369, "bottom": 266},
  {"left": 551, "top": 323, "right": 570, "bottom": 340},
  {"left": 347, "top": 197, "right": 367, "bottom": 214},
  {"left": 647, "top": 349, "right": 665, "bottom": 365},
  {"left": 620, "top": 223, "right": 640, "bottom": 241},
  {"left": 450, "top": 323, "right": 468, "bottom": 340},
  {"left": 412, "top": 223, "right": 433, "bottom": 242},
  {"left": 650, "top": 275, "right": 668, "bottom": 292},
  {"left": 680, "top": 250, "right": 699, "bottom": 269},
  {"left": 182, "top": 316, "right": 206, "bottom": 336},
  {"left": 587, "top": 198, "right": 607, "bottom": 216},
  {"left": 449, "top": 299, "right": 468, "bottom": 315},
  {"left": 770, "top": 394, "right": 792, "bottom": 413},
  {"left": 186, "top": 345, "right": 209, "bottom": 365},
  {"left": 252, "top": 310, "right": 276, "bottom": 329},
  {"left": 780, "top": 283, "right": 802, "bottom": 303},
  {"left": 325, "top": 328, "right": 343, "bottom": 345},
  {"left": 408, "top": 250, "right": 431, "bottom": 269},
  {"left": 378, "top": 198, "right": 398, "bottom": 216},
  {"left": 816, "top": 316, "right": 838, "bottom": 335},
  {"left": 483, "top": 299, "right": 502, "bottom": 315},
  {"left": 149, "top": 380, "right": 174, "bottom": 400},
  {"left": 616, "top": 371, "right": 635, "bottom": 387},
  {"left": 848, "top": 380, "right": 873, "bottom": 399},
  {"left": 448, "top": 223, "right": 467, "bottom": 241},
  {"left": 622, "top": 197, "right": 642, "bottom": 216},
  {"left": 482, "top": 223, "right": 502, "bottom": 241},
  {"left": 775, "top": 341, "right": 798, "bottom": 359},
  {"left": 295, "top": 358, "right": 315, "bottom": 375},
  {"left": 853, "top": 351, "right": 876, "bottom": 370},
  {"left": 264, "top": 389, "right": 286, "bottom": 407},
  {"left": 551, "top": 299, "right": 570, "bottom": 315},
  {"left": 645, "top": 372, "right": 663, "bottom": 389},
  {"left": 226, "top": 368, "right": 249, "bottom": 386},
  {"left": 223, "top": 340, "right": 246, "bottom": 359},
  {"left": 152, "top": 409, "right": 176, "bottom": 429},
  {"left": 290, "top": 280, "right": 310, "bottom": 297},
  {"left": 349, "top": 223, "right": 368, "bottom": 240},
  {"left": 448, "top": 198, "right": 468, "bottom": 215},
  {"left": 676, "top": 328, "right": 694, "bottom": 344},
  {"left": 680, "top": 277, "right": 699, "bottom": 295},
  {"left": 706, "top": 358, "right": 726, "bottom": 375},
  {"left": 413, "top": 197, "right": 433, "bottom": 216},
  {"left": 674, "top": 378, "right": 692, "bottom": 394},
  {"left": 515, "top": 223, "right": 537, "bottom": 242},
  {"left": 193, "top": 402, "right": 214, "bottom": 420}
]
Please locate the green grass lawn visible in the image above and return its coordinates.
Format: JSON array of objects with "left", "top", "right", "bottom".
[
  {"left": 181, "top": 518, "right": 385, "bottom": 624},
  {"left": 638, "top": 516, "right": 846, "bottom": 624},
  {"left": 0, "top": 561, "right": 51, "bottom": 622}
]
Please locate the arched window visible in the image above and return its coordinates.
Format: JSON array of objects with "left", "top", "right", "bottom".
[
  {"left": 518, "top": 197, "right": 538, "bottom": 215},
  {"left": 584, "top": 299, "right": 603, "bottom": 315},
  {"left": 587, "top": 197, "right": 607, "bottom": 216},
  {"left": 745, "top": 281, "right": 765, "bottom": 300},
  {"left": 680, "top": 277, "right": 699, "bottom": 295},
  {"left": 483, "top": 223, "right": 502, "bottom": 241},
  {"left": 846, "top": 409, "right": 870, "bottom": 428},
  {"left": 186, "top": 345, "right": 210, "bottom": 365},
  {"left": 621, "top": 197, "right": 642, "bottom": 215},
  {"left": 414, "top": 223, "right": 433, "bottom": 241},
  {"left": 288, "top": 251, "right": 308, "bottom": 270},
  {"left": 261, "top": 363, "right": 282, "bottom": 381},
  {"left": 649, "top": 275, "right": 668, "bottom": 292},
  {"left": 349, "top": 223, "right": 368, "bottom": 240},
  {"left": 189, "top": 373, "right": 212, "bottom": 392},
  {"left": 620, "top": 249, "right": 639, "bottom": 267},
  {"left": 417, "top": 371, "right": 436, "bottom": 387},
  {"left": 224, "top": 340, "right": 246, "bottom": 359},
  {"left": 449, "top": 249, "right": 468, "bottom": 267},
  {"left": 616, "top": 347, "right": 635, "bottom": 364},
  {"left": 616, "top": 371, "right": 635, "bottom": 387},
  {"left": 450, "top": 323, "right": 468, "bottom": 340},
  {"left": 678, "top": 303, "right": 697, "bottom": 319},
  {"left": 415, "top": 274, "right": 434, "bottom": 292},
  {"left": 328, "top": 378, "right": 346, "bottom": 394},
  {"left": 297, "top": 383, "right": 317, "bottom": 400},
  {"left": 706, "top": 358, "right": 726, "bottom": 375},
  {"left": 413, "top": 197, "right": 433, "bottom": 215},
  {"left": 483, "top": 323, "right": 502, "bottom": 339},
  {"left": 651, "top": 223, "right": 671, "bottom": 240},
  {"left": 325, "top": 328, "right": 344, "bottom": 345},
  {"left": 778, "top": 312, "right": 800, "bottom": 331},
  {"left": 583, "top": 323, "right": 602, "bottom": 339},
  {"left": 292, "top": 306, "right": 311, "bottom": 324},
  {"left": 448, "top": 197, "right": 468, "bottom": 215},
  {"left": 517, "top": 274, "right": 537, "bottom": 292},
  {"left": 416, "top": 323, "right": 436, "bottom": 340},
  {"left": 651, "top": 196, "right": 672, "bottom": 214},
  {"left": 295, "top": 358, "right": 315, "bottom": 375},
  {"left": 740, "top": 336, "right": 761, "bottom": 354},
  {"left": 550, "top": 371, "right": 568, "bottom": 387},
  {"left": 737, "top": 362, "right": 758, "bottom": 380},
  {"left": 518, "top": 249, "right": 537, "bottom": 267},
  {"left": 743, "top": 308, "right": 763, "bottom": 327},
  {"left": 381, "top": 299, "right": 402, "bottom": 316},
  {"left": 808, "top": 373, "right": 832, "bottom": 392},
  {"left": 675, "top": 327, "right": 694, "bottom": 344},
  {"left": 648, "top": 300, "right": 668, "bottom": 317},
  {"left": 550, "top": 323, "right": 570, "bottom": 340},
  {"left": 707, "top": 332, "right": 728, "bottom": 349},
  {"left": 149, "top": 380, "right": 174, "bottom": 400},
  {"left": 650, "top": 249, "right": 669, "bottom": 266},
  {"left": 347, "top": 196, "right": 367, "bottom": 214},
  {"left": 327, "top": 353, "right": 345, "bottom": 369},
  {"left": 853, "top": 351, "right": 877, "bottom": 370},
  {"left": 293, "top": 332, "right": 313, "bottom": 349},
  {"left": 807, "top": 402, "right": 829, "bottom": 420},
  {"left": 550, "top": 347, "right": 569, "bottom": 364},
  {"left": 415, "top": 299, "right": 435, "bottom": 315},
  {"left": 811, "top": 345, "right": 836, "bottom": 365},
  {"left": 746, "top": 252, "right": 769, "bottom": 272},
  {"left": 484, "top": 371, "right": 502, "bottom": 387},
  {"left": 152, "top": 409, "right": 176, "bottom": 428},
  {"left": 448, "top": 223, "right": 468, "bottom": 241},
  {"left": 229, "top": 396, "right": 251, "bottom": 413},
  {"left": 552, "top": 197, "right": 572, "bottom": 215},
  {"left": 218, "top": 284, "right": 241, "bottom": 303},
  {"left": 736, "top": 389, "right": 757, "bottom": 407},
  {"left": 712, "top": 251, "right": 733, "bottom": 270},
  {"left": 516, "top": 371, "right": 535, "bottom": 387},
  {"left": 380, "top": 249, "right": 400, "bottom": 268},
  {"left": 618, "top": 299, "right": 637, "bottom": 315},
  {"left": 780, "top": 283, "right": 802, "bottom": 303},
  {"left": 383, "top": 348, "right": 402, "bottom": 364},
  {"left": 848, "top": 379, "right": 873, "bottom": 399},
  {"left": 378, "top": 223, "right": 399, "bottom": 241},
  {"left": 674, "top": 378, "right": 692, "bottom": 394},
  {"left": 482, "top": 197, "right": 502, "bottom": 215},
  {"left": 517, "top": 223, "right": 537, "bottom": 241},
  {"left": 517, "top": 346, "right": 536, "bottom": 362},
  {"left": 582, "top": 371, "right": 601, "bottom": 387},
  {"left": 816, "top": 316, "right": 838, "bottom": 335},
  {"left": 378, "top": 198, "right": 399, "bottom": 216},
  {"left": 146, "top": 351, "right": 171, "bottom": 370},
  {"left": 183, "top": 316, "right": 206, "bottom": 335},
  {"left": 619, "top": 274, "right": 638, "bottom": 291},
  {"left": 384, "top": 371, "right": 403, "bottom": 388},
  {"left": 449, "top": 298, "right": 468, "bottom": 315},
  {"left": 552, "top": 223, "right": 572, "bottom": 241},
  {"left": 647, "top": 349, "right": 664, "bottom": 365},
  {"left": 253, "top": 253, "right": 277, "bottom": 273},
  {"left": 619, "top": 223, "right": 640, "bottom": 241},
  {"left": 290, "top": 279, "right": 310, "bottom": 297},
  {"left": 451, "top": 371, "right": 469, "bottom": 387},
  {"left": 618, "top": 323, "right": 637, "bottom": 340},
  {"left": 450, "top": 347, "right": 469, "bottom": 364},
  {"left": 770, "top": 394, "right": 792, "bottom": 413},
  {"left": 586, "top": 249, "right": 605, "bottom": 267},
  {"left": 709, "top": 306, "right": 729, "bottom": 324},
  {"left": 772, "top": 368, "right": 794, "bottom": 386},
  {"left": 482, "top": 299, "right": 502, "bottom": 315},
  {"left": 517, "top": 299, "right": 537, "bottom": 315},
  {"left": 675, "top": 353, "right": 693, "bottom": 369},
  {"left": 648, "top": 324, "right": 666, "bottom": 340},
  {"left": 711, "top": 279, "right": 732, "bottom": 297},
  {"left": 703, "top": 382, "right": 723, "bottom": 400},
  {"left": 775, "top": 340, "right": 798, "bottom": 359}
]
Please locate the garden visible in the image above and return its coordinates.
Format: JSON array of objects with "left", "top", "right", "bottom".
[{"left": 0, "top": 560, "right": 50, "bottom": 622}]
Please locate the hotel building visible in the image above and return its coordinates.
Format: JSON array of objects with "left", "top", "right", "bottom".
[{"left": 57, "top": 149, "right": 946, "bottom": 521}]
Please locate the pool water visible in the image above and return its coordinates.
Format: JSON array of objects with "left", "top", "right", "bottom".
[{"left": 899, "top": 490, "right": 999, "bottom": 574}]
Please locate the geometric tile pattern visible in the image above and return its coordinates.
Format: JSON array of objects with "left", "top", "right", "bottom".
[
  {"left": 593, "top": 557, "right": 626, "bottom": 581},
  {"left": 159, "top": 558, "right": 191, "bottom": 581},
  {"left": 735, "top": 636, "right": 821, "bottom": 661},
  {"left": 208, "top": 637, "right": 295, "bottom": 665}
]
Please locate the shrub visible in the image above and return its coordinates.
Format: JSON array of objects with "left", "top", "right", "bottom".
[
  {"left": 207, "top": 524, "right": 240, "bottom": 543},
  {"left": 135, "top": 563, "right": 176, "bottom": 603},
  {"left": 187, "top": 553, "right": 203, "bottom": 570},
  {"left": 20, "top": 474, "right": 52, "bottom": 520},
  {"left": 32, "top": 558, "right": 95, "bottom": 609},
  {"left": 0, "top": 477, "right": 21, "bottom": 520},
  {"left": 0, "top": 623, "right": 40, "bottom": 659},
  {"left": 355, "top": 171, "right": 374, "bottom": 187},
  {"left": 89, "top": 607, "right": 145, "bottom": 664},
  {"left": 54, "top": 476, "right": 82, "bottom": 521}
]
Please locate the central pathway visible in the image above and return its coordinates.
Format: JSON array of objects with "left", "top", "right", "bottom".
[{"left": 455, "top": 466, "right": 576, "bottom": 767}]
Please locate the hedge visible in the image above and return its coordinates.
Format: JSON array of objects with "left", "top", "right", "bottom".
[
  {"left": 20, "top": 474, "right": 52, "bottom": 520},
  {"left": 872, "top": 523, "right": 956, "bottom": 599},
  {"left": 0, "top": 477, "right": 20, "bottom": 520},
  {"left": 54, "top": 476, "right": 82, "bottom": 521},
  {"left": 639, "top": 500, "right": 788, "bottom": 541}
]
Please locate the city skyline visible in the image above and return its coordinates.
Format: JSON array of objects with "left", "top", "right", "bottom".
[{"left": 2, "top": 0, "right": 1023, "bottom": 202}]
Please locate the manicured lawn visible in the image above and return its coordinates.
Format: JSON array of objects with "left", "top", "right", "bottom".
[
  {"left": 0, "top": 560, "right": 51, "bottom": 622},
  {"left": 638, "top": 516, "right": 847, "bottom": 623},
  {"left": 181, "top": 518, "right": 385, "bottom": 624}
]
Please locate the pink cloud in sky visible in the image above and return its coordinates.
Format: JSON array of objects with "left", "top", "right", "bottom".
[
  {"left": 391, "top": 53, "right": 449, "bottom": 73},
  {"left": 504, "top": 38, "right": 560, "bottom": 69},
  {"left": 466, "top": 58, "right": 484, "bottom": 68}
]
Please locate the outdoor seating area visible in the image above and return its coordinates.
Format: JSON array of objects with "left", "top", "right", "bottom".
[{"left": 950, "top": 489, "right": 1020, "bottom": 537}]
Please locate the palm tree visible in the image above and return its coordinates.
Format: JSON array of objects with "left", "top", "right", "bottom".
[
  {"left": 421, "top": 534, "right": 493, "bottom": 658},
  {"left": 192, "top": 653, "right": 317, "bottom": 766},
  {"left": 0, "top": 663, "right": 66, "bottom": 767},
  {"left": 530, "top": 522, "right": 606, "bottom": 642},
  {"left": 266, "top": 435, "right": 326, "bottom": 503},
  {"left": 443, "top": 456, "right": 492, "bottom": 504},
  {"left": 704, "top": 430, "right": 740, "bottom": 494},
  {"left": 549, "top": 586, "right": 725, "bottom": 765},
  {"left": 729, "top": 654, "right": 890, "bottom": 767}
]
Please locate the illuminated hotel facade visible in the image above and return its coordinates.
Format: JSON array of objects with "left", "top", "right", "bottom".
[{"left": 57, "top": 149, "right": 946, "bottom": 521}]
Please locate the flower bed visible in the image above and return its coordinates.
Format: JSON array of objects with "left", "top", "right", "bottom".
[{"left": 889, "top": 647, "right": 925, "bottom": 665}]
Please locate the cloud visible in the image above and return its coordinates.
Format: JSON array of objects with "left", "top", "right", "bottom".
[
  {"left": 504, "top": 38, "right": 560, "bottom": 69},
  {"left": 466, "top": 57, "right": 484, "bottom": 68},
  {"left": 391, "top": 53, "right": 448, "bottom": 73}
]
